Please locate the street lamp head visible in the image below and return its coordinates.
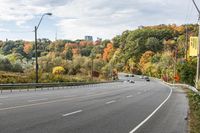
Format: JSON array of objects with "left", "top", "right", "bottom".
[{"left": 45, "top": 13, "right": 52, "bottom": 16}]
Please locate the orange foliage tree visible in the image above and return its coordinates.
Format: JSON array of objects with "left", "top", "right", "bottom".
[
  {"left": 72, "top": 48, "right": 80, "bottom": 57},
  {"left": 23, "top": 42, "right": 32, "bottom": 54},
  {"left": 103, "top": 43, "right": 113, "bottom": 62}
]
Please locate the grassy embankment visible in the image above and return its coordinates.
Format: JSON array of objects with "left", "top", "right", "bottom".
[{"left": 187, "top": 90, "right": 200, "bottom": 133}]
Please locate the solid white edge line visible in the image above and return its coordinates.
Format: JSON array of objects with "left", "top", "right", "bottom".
[
  {"left": 129, "top": 84, "right": 172, "bottom": 133},
  {"left": 106, "top": 100, "right": 116, "bottom": 104},
  {"left": 62, "top": 110, "right": 82, "bottom": 117}
]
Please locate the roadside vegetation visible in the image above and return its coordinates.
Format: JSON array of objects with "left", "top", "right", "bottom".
[
  {"left": 0, "top": 24, "right": 199, "bottom": 87},
  {"left": 187, "top": 91, "right": 200, "bottom": 133}
]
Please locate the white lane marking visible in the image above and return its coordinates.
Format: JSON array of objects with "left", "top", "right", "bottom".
[
  {"left": 126, "top": 95, "right": 133, "bottom": 98},
  {"left": 106, "top": 100, "right": 116, "bottom": 104},
  {"left": 28, "top": 98, "right": 48, "bottom": 102},
  {"left": 62, "top": 110, "right": 82, "bottom": 117},
  {"left": 129, "top": 86, "right": 172, "bottom": 133}
]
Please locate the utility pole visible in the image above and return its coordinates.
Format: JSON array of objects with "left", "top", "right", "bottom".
[
  {"left": 185, "top": 26, "right": 188, "bottom": 61},
  {"left": 173, "top": 46, "right": 177, "bottom": 84},
  {"left": 196, "top": 22, "right": 200, "bottom": 88},
  {"left": 192, "top": 0, "right": 200, "bottom": 88}
]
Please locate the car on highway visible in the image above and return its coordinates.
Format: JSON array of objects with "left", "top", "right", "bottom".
[
  {"left": 129, "top": 80, "right": 135, "bottom": 83},
  {"left": 125, "top": 74, "right": 129, "bottom": 77},
  {"left": 123, "top": 80, "right": 135, "bottom": 83},
  {"left": 144, "top": 76, "right": 150, "bottom": 82},
  {"left": 140, "top": 75, "right": 144, "bottom": 79}
]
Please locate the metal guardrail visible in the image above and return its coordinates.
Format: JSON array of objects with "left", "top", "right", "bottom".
[
  {"left": 150, "top": 77, "right": 200, "bottom": 95},
  {"left": 0, "top": 82, "right": 111, "bottom": 93},
  {"left": 164, "top": 82, "right": 200, "bottom": 94}
]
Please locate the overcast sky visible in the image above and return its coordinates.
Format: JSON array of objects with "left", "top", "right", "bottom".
[{"left": 0, "top": 0, "right": 199, "bottom": 41}]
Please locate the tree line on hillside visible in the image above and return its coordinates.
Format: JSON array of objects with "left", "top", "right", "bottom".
[
  {"left": 109, "top": 24, "right": 198, "bottom": 86},
  {"left": 0, "top": 24, "right": 199, "bottom": 86}
]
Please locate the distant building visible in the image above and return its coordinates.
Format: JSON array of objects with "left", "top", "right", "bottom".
[
  {"left": 188, "top": 37, "right": 198, "bottom": 57},
  {"left": 138, "top": 25, "right": 144, "bottom": 29},
  {"left": 85, "top": 36, "right": 93, "bottom": 41}
]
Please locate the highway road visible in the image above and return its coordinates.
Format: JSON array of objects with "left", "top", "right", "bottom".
[{"left": 0, "top": 75, "right": 188, "bottom": 133}]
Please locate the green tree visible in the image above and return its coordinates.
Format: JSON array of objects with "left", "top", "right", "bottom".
[
  {"left": 112, "top": 35, "right": 121, "bottom": 48},
  {"left": 177, "top": 59, "right": 196, "bottom": 85},
  {"left": 65, "top": 47, "right": 73, "bottom": 60},
  {"left": 80, "top": 46, "right": 92, "bottom": 57},
  {"left": 0, "top": 57, "right": 13, "bottom": 71},
  {"left": 145, "top": 37, "right": 163, "bottom": 52}
]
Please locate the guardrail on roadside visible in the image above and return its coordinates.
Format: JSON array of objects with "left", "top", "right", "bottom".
[
  {"left": 150, "top": 76, "right": 200, "bottom": 94},
  {"left": 163, "top": 82, "right": 199, "bottom": 93},
  {"left": 0, "top": 81, "right": 111, "bottom": 94}
]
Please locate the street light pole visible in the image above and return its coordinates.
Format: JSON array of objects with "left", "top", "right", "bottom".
[
  {"left": 35, "top": 26, "right": 39, "bottom": 83},
  {"left": 192, "top": 0, "right": 200, "bottom": 88},
  {"left": 35, "top": 13, "right": 52, "bottom": 83}
]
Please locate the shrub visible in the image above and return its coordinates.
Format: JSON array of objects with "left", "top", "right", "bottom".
[
  {"left": 0, "top": 57, "right": 13, "bottom": 71},
  {"left": 52, "top": 66, "right": 65, "bottom": 75},
  {"left": 12, "top": 62, "right": 23, "bottom": 72}
]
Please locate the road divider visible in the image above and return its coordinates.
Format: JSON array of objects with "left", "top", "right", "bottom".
[
  {"left": 0, "top": 85, "right": 135, "bottom": 111},
  {"left": 0, "top": 81, "right": 114, "bottom": 94}
]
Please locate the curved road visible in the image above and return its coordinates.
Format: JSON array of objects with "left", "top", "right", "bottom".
[{"left": 0, "top": 75, "right": 188, "bottom": 133}]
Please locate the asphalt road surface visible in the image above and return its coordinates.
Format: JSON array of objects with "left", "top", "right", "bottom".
[{"left": 0, "top": 75, "right": 188, "bottom": 133}]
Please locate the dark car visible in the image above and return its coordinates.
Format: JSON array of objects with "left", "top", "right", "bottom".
[
  {"left": 129, "top": 80, "right": 135, "bottom": 83},
  {"left": 125, "top": 74, "right": 129, "bottom": 77},
  {"left": 130, "top": 74, "right": 134, "bottom": 77},
  {"left": 144, "top": 76, "right": 150, "bottom": 81}
]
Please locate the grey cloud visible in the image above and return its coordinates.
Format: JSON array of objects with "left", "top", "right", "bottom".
[{"left": 0, "top": 0, "right": 199, "bottom": 40}]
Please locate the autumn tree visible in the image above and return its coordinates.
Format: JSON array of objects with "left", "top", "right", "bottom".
[
  {"left": 52, "top": 66, "right": 65, "bottom": 75},
  {"left": 72, "top": 48, "right": 80, "bottom": 57},
  {"left": 103, "top": 43, "right": 114, "bottom": 62},
  {"left": 23, "top": 42, "right": 33, "bottom": 54},
  {"left": 139, "top": 51, "right": 155, "bottom": 74}
]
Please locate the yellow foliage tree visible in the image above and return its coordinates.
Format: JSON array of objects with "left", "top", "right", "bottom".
[
  {"left": 139, "top": 51, "right": 155, "bottom": 73},
  {"left": 52, "top": 66, "right": 65, "bottom": 75}
]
